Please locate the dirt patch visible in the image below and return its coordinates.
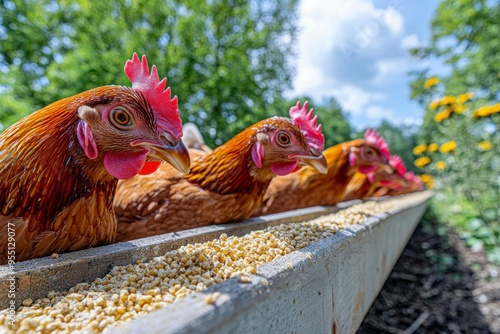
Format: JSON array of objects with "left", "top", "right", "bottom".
[{"left": 358, "top": 219, "right": 500, "bottom": 334}]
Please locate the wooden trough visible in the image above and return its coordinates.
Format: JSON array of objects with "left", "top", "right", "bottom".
[{"left": 1, "top": 191, "right": 432, "bottom": 333}]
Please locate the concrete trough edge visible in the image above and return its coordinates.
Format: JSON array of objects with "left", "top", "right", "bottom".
[
  {"left": 1, "top": 204, "right": 343, "bottom": 308},
  {"left": 111, "top": 192, "right": 431, "bottom": 334}
]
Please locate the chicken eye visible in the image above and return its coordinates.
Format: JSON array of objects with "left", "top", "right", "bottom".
[
  {"left": 276, "top": 131, "right": 291, "bottom": 146},
  {"left": 110, "top": 107, "right": 133, "bottom": 129},
  {"left": 364, "top": 148, "right": 375, "bottom": 159}
]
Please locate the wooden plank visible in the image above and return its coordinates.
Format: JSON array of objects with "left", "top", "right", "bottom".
[
  {"left": 110, "top": 192, "right": 431, "bottom": 334},
  {"left": 0, "top": 203, "right": 354, "bottom": 309}
]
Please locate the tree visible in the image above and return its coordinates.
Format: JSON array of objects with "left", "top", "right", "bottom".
[
  {"left": 0, "top": 0, "right": 70, "bottom": 126},
  {"left": 408, "top": 0, "right": 500, "bottom": 142},
  {"left": 409, "top": 0, "right": 500, "bottom": 103},
  {"left": 172, "top": 0, "right": 298, "bottom": 146},
  {"left": 407, "top": 0, "right": 500, "bottom": 262},
  {"left": 0, "top": 0, "right": 299, "bottom": 147}
]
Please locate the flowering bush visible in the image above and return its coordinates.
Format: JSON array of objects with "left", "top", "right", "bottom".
[{"left": 415, "top": 77, "right": 500, "bottom": 262}]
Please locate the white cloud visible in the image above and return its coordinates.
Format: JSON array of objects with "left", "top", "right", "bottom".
[
  {"left": 399, "top": 117, "right": 423, "bottom": 126},
  {"left": 290, "top": 0, "right": 430, "bottom": 128},
  {"left": 365, "top": 105, "right": 394, "bottom": 119},
  {"left": 401, "top": 34, "right": 420, "bottom": 49},
  {"left": 373, "top": 57, "right": 410, "bottom": 84},
  {"left": 293, "top": 0, "right": 406, "bottom": 90},
  {"left": 377, "top": 6, "right": 404, "bottom": 34},
  {"left": 289, "top": 81, "right": 387, "bottom": 119},
  {"left": 290, "top": 65, "right": 329, "bottom": 100},
  {"left": 330, "top": 85, "right": 385, "bottom": 116}
]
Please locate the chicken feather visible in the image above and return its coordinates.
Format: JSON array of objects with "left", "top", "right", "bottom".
[
  {"left": 114, "top": 115, "right": 327, "bottom": 241},
  {"left": 0, "top": 53, "right": 189, "bottom": 263},
  {"left": 254, "top": 135, "right": 392, "bottom": 216}
]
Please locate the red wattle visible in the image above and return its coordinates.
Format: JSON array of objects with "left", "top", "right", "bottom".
[
  {"left": 380, "top": 180, "right": 393, "bottom": 186},
  {"left": 139, "top": 161, "right": 161, "bottom": 175},
  {"left": 271, "top": 160, "right": 299, "bottom": 176},
  {"left": 358, "top": 165, "right": 377, "bottom": 174},
  {"left": 103, "top": 149, "right": 149, "bottom": 180}
]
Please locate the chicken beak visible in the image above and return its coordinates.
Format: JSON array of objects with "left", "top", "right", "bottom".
[
  {"left": 147, "top": 140, "right": 191, "bottom": 174},
  {"left": 295, "top": 150, "right": 328, "bottom": 174},
  {"left": 379, "top": 163, "right": 394, "bottom": 174}
]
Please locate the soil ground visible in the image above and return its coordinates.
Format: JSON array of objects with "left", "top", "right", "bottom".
[{"left": 358, "top": 219, "right": 500, "bottom": 334}]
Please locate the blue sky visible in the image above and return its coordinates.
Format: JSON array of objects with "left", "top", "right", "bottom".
[{"left": 289, "top": 0, "right": 441, "bottom": 130}]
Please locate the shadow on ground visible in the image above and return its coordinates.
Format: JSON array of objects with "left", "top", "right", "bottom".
[{"left": 358, "top": 217, "right": 499, "bottom": 334}]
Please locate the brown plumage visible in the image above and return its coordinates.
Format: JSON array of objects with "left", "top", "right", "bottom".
[
  {"left": 340, "top": 170, "right": 406, "bottom": 201},
  {"left": 341, "top": 155, "right": 424, "bottom": 201},
  {"left": 371, "top": 175, "right": 425, "bottom": 197},
  {"left": 254, "top": 138, "right": 392, "bottom": 216},
  {"left": 114, "top": 117, "right": 327, "bottom": 241},
  {"left": 0, "top": 54, "right": 190, "bottom": 263}
]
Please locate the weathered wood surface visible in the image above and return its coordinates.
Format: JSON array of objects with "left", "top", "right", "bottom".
[
  {"left": 1, "top": 202, "right": 356, "bottom": 309},
  {"left": 111, "top": 192, "right": 431, "bottom": 334}
]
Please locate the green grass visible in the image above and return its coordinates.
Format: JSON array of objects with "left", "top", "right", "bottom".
[{"left": 429, "top": 188, "right": 500, "bottom": 264}]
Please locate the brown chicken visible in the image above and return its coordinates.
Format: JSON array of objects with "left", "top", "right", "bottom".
[
  {"left": 114, "top": 101, "right": 327, "bottom": 241},
  {"left": 253, "top": 129, "right": 392, "bottom": 216},
  {"left": 341, "top": 155, "right": 410, "bottom": 201},
  {"left": 371, "top": 158, "right": 425, "bottom": 197},
  {"left": 0, "top": 53, "right": 191, "bottom": 264}
]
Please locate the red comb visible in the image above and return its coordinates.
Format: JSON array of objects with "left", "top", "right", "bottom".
[
  {"left": 364, "top": 129, "right": 391, "bottom": 160},
  {"left": 289, "top": 101, "right": 325, "bottom": 151},
  {"left": 389, "top": 155, "right": 407, "bottom": 176},
  {"left": 124, "top": 53, "right": 182, "bottom": 139},
  {"left": 405, "top": 171, "right": 415, "bottom": 182}
]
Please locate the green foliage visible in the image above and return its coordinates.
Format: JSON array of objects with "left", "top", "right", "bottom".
[
  {"left": 414, "top": 87, "right": 500, "bottom": 223},
  {"left": 0, "top": 0, "right": 298, "bottom": 147},
  {"left": 416, "top": 94, "right": 499, "bottom": 262},
  {"left": 409, "top": 0, "right": 500, "bottom": 263},
  {"left": 409, "top": 0, "right": 500, "bottom": 103},
  {"left": 420, "top": 207, "right": 457, "bottom": 273},
  {"left": 432, "top": 188, "right": 500, "bottom": 264}
]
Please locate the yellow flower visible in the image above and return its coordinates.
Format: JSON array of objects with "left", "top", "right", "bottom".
[
  {"left": 435, "top": 109, "right": 452, "bottom": 122},
  {"left": 478, "top": 141, "right": 493, "bottom": 151},
  {"left": 473, "top": 103, "right": 500, "bottom": 117},
  {"left": 456, "top": 92, "right": 475, "bottom": 104},
  {"left": 413, "top": 144, "right": 427, "bottom": 155},
  {"left": 440, "top": 141, "right": 457, "bottom": 153},
  {"left": 424, "top": 77, "right": 440, "bottom": 89},
  {"left": 420, "top": 174, "right": 432, "bottom": 183},
  {"left": 491, "top": 103, "right": 500, "bottom": 114},
  {"left": 420, "top": 174, "right": 434, "bottom": 189},
  {"left": 473, "top": 105, "right": 494, "bottom": 118},
  {"left": 452, "top": 104, "right": 466, "bottom": 114},
  {"left": 414, "top": 156, "right": 431, "bottom": 168},
  {"left": 435, "top": 161, "right": 446, "bottom": 170},
  {"left": 429, "top": 100, "right": 441, "bottom": 110},
  {"left": 427, "top": 143, "right": 439, "bottom": 152},
  {"left": 440, "top": 96, "right": 456, "bottom": 105}
]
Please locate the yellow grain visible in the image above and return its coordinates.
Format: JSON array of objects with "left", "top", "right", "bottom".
[{"left": 0, "top": 193, "right": 427, "bottom": 334}]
